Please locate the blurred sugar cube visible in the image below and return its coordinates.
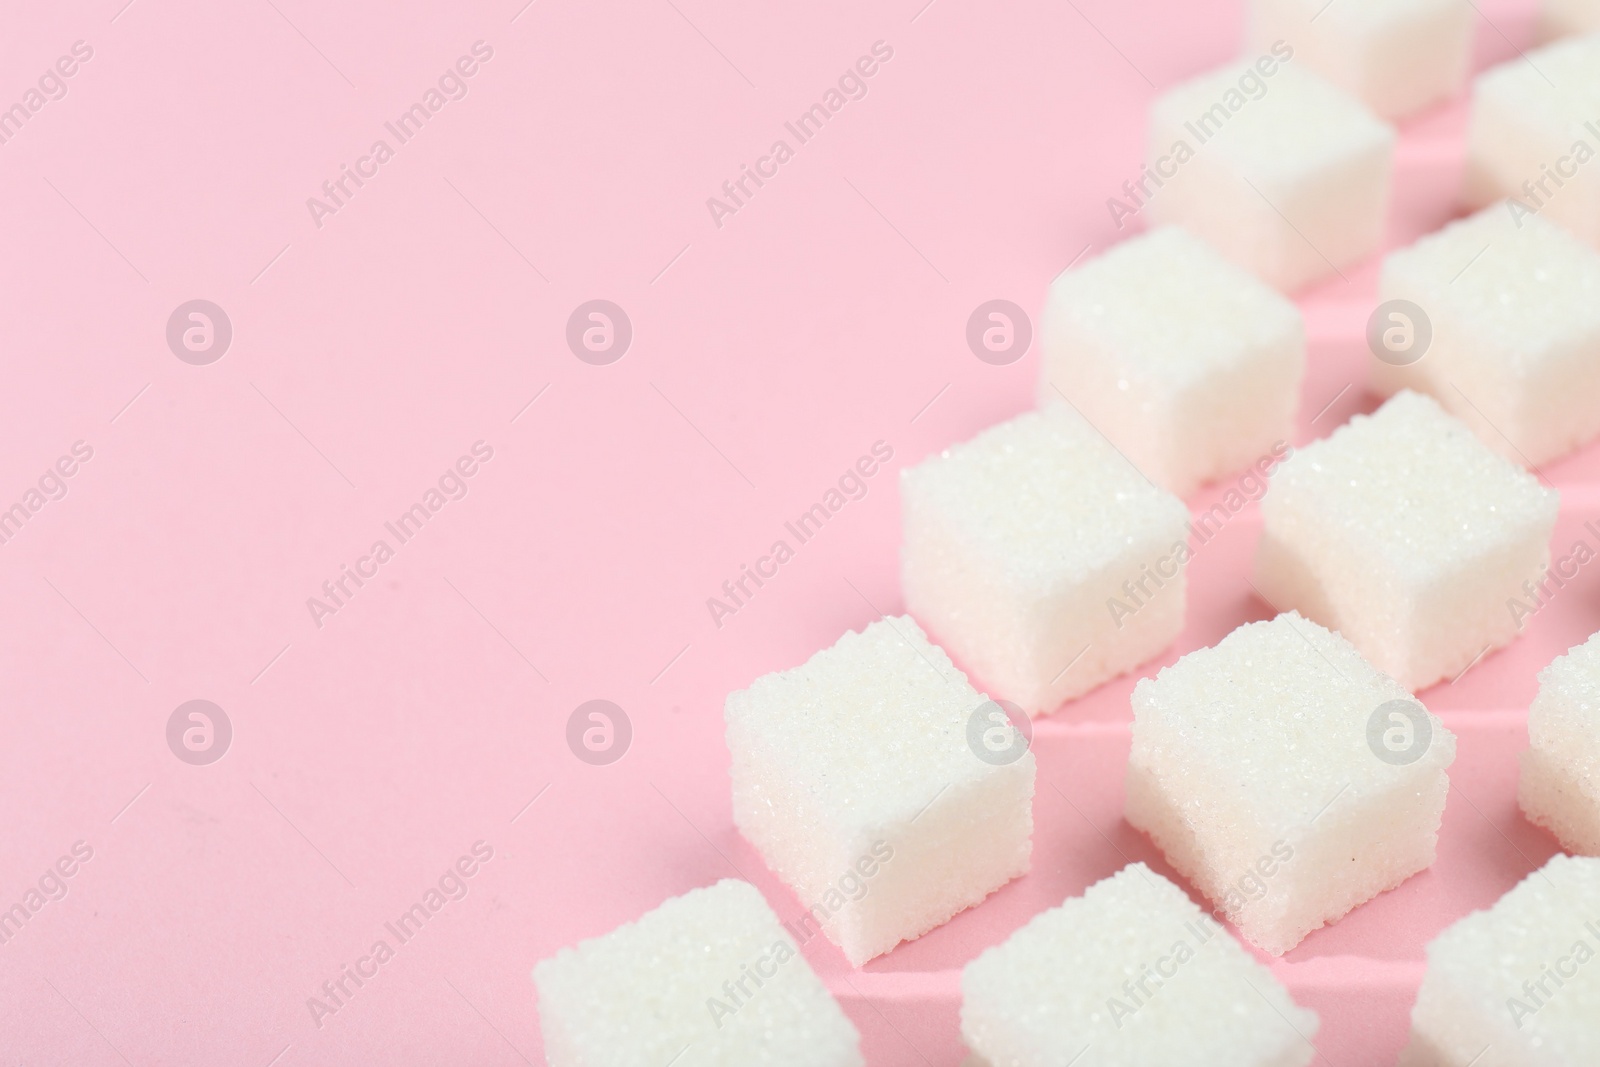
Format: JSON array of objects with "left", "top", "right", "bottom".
[
  {"left": 1127, "top": 612, "right": 1456, "bottom": 955},
  {"left": 1039, "top": 227, "right": 1305, "bottom": 497},
  {"left": 1255, "top": 391, "right": 1559, "bottom": 691},
  {"left": 1399, "top": 854, "right": 1600, "bottom": 1066},
  {"left": 725, "top": 617, "right": 1034, "bottom": 965},
  {"left": 1465, "top": 34, "right": 1600, "bottom": 248},
  {"left": 1246, "top": 0, "right": 1473, "bottom": 118},
  {"left": 961, "top": 862, "right": 1318, "bottom": 1065},
  {"left": 1541, "top": 0, "right": 1600, "bottom": 38},
  {"left": 1145, "top": 59, "right": 1394, "bottom": 292},
  {"left": 1373, "top": 203, "right": 1600, "bottom": 466},
  {"left": 533, "top": 879, "right": 862, "bottom": 1067},
  {"left": 1521, "top": 629, "right": 1600, "bottom": 856},
  {"left": 901, "top": 408, "right": 1190, "bottom": 715}
]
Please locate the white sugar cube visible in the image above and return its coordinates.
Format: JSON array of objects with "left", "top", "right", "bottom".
[
  {"left": 1038, "top": 227, "right": 1306, "bottom": 497},
  {"left": 1373, "top": 203, "right": 1600, "bottom": 466},
  {"left": 1541, "top": 0, "right": 1600, "bottom": 38},
  {"left": 533, "top": 879, "right": 862, "bottom": 1067},
  {"left": 725, "top": 617, "right": 1035, "bottom": 965},
  {"left": 1255, "top": 391, "right": 1559, "bottom": 691},
  {"left": 1144, "top": 59, "right": 1394, "bottom": 292},
  {"left": 1126, "top": 612, "right": 1456, "bottom": 955},
  {"left": 1520, "top": 630, "right": 1600, "bottom": 856},
  {"left": 901, "top": 408, "right": 1190, "bottom": 716},
  {"left": 961, "top": 862, "right": 1318, "bottom": 1065},
  {"left": 1465, "top": 35, "right": 1600, "bottom": 248},
  {"left": 1399, "top": 854, "right": 1600, "bottom": 1066},
  {"left": 1246, "top": 0, "right": 1473, "bottom": 118}
]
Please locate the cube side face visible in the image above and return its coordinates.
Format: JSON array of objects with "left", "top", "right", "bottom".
[
  {"left": 960, "top": 864, "right": 1317, "bottom": 1065},
  {"left": 901, "top": 483, "right": 1040, "bottom": 707},
  {"left": 1520, "top": 633, "right": 1600, "bottom": 854},
  {"left": 1519, "top": 747, "right": 1600, "bottom": 854},
  {"left": 1038, "top": 314, "right": 1177, "bottom": 489},
  {"left": 837, "top": 758, "right": 1035, "bottom": 964},
  {"left": 533, "top": 881, "right": 863, "bottom": 1067},
  {"left": 1264, "top": 133, "right": 1393, "bottom": 285}
]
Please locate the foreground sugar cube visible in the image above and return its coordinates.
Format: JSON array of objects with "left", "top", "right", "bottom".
[
  {"left": 1465, "top": 35, "right": 1600, "bottom": 248},
  {"left": 1520, "top": 630, "right": 1600, "bottom": 856},
  {"left": 533, "top": 879, "right": 862, "bottom": 1067},
  {"left": 1145, "top": 58, "right": 1394, "bottom": 291},
  {"left": 725, "top": 617, "right": 1034, "bottom": 964},
  {"left": 901, "top": 408, "right": 1190, "bottom": 715},
  {"left": 1256, "top": 391, "right": 1559, "bottom": 691},
  {"left": 1246, "top": 0, "right": 1473, "bottom": 118},
  {"left": 1541, "top": 0, "right": 1600, "bottom": 38},
  {"left": 1399, "top": 854, "right": 1600, "bottom": 1066},
  {"left": 1126, "top": 613, "right": 1456, "bottom": 955},
  {"left": 1373, "top": 203, "right": 1600, "bottom": 466},
  {"left": 1038, "top": 227, "right": 1306, "bottom": 497},
  {"left": 962, "top": 863, "right": 1318, "bottom": 1065}
]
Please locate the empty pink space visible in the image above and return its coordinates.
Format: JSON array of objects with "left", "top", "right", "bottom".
[{"left": 0, "top": 0, "right": 1589, "bottom": 1064}]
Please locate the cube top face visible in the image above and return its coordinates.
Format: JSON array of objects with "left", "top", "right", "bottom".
[
  {"left": 1044, "top": 227, "right": 1303, "bottom": 391},
  {"left": 1474, "top": 34, "right": 1600, "bottom": 141},
  {"left": 961, "top": 863, "right": 1317, "bottom": 1065},
  {"left": 1422, "top": 854, "right": 1600, "bottom": 1054},
  {"left": 1261, "top": 391, "right": 1558, "bottom": 584},
  {"left": 725, "top": 617, "right": 1013, "bottom": 833},
  {"left": 900, "top": 409, "right": 1187, "bottom": 592},
  {"left": 1532, "top": 628, "right": 1600, "bottom": 754},
  {"left": 1382, "top": 203, "right": 1600, "bottom": 366},
  {"left": 1131, "top": 613, "right": 1452, "bottom": 820},
  {"left": 533, "top": 879, "right": 862, "bottom": 1066},
  {"left": 1152, "top": 61, "right": 1392, "bottom": 183}
]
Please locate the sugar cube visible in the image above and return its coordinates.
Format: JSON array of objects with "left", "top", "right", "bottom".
[
  {"left": 725, "top": 617, "right": 1035, "bottom": 965},
  {"left": 901, "top": 408, "right": 1190, "bottom": 716},
  {"left": 1038, "top": 226, "right": 1306, "bottom": 497},
  {"left": 1126, "top": 612, "right": 1457, "bottom": 955},
  {"left": 1398, "top": 854, "right": 1600, "bottom": 1066},
  {"left": 961, "top": 862, "right": 1318, "bottom": 1065},
  {"left": 1541, "top": 0, "right": 1600, "bottom": 39},
  {"left": 1373, "top": 203, "right": 1600, "bottom": 467},
  {"left": 1255, "top": 390, "right": 1559, "bottom": 691},
  {"left": 533, "top": 879, "right": 862, "bottom": 1067},
  {"left": 1464, "top": 35, "right": 1600, "bottom": 248},
  {"left": 1520, "top": 629, "right": 1600, "bottom": 856},
  {"left": 1144, "top": 58, "right": 1394, "bottom": 292},
  {"left": 1246, "top": 0, "right": 1473, "bottom": 118}
]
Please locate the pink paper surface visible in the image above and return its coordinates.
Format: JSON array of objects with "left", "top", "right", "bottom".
[{"left": 2, "top": 0, "right": 1594, "bottom": 1063}]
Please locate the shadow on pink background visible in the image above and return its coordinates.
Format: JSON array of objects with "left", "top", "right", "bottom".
[{"left": 0, "top": 0, "right": 1590, "bottom": 1063}]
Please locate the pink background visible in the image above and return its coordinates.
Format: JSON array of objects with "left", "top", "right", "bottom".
[{"left": 2, "top": 0, "right": 1596, "bottom": 1062}]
